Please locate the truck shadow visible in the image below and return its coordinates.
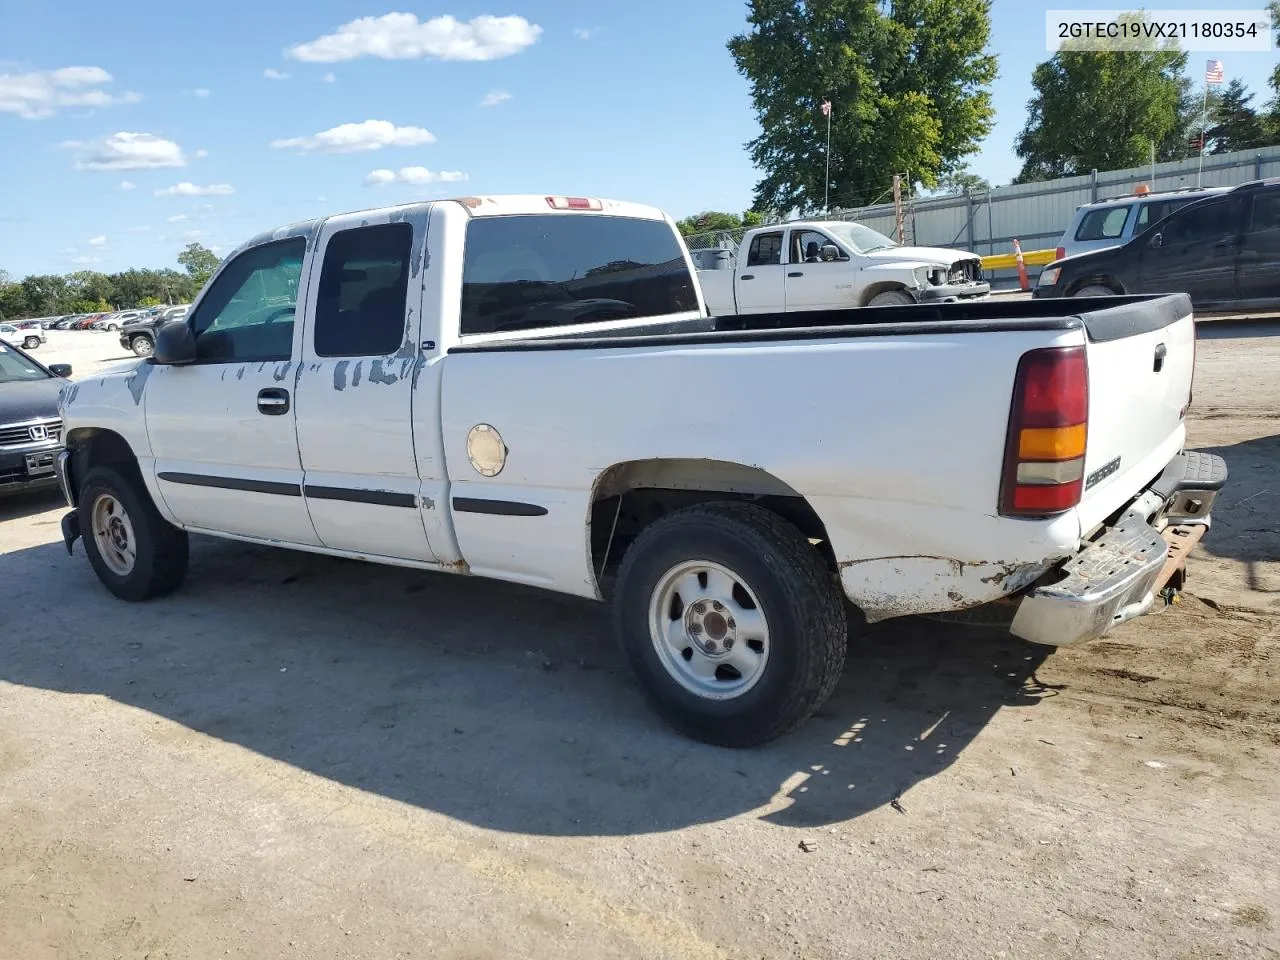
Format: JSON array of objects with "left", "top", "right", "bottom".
[
  {"left": 2, "top": 533, "right": 1053, "bottom": 836},
  {"left": 1189, "top": 433, "right": 1280, "bottom": 596}
]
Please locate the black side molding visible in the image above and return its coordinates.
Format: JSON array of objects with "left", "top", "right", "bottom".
[
  {"left": 158, "top": 472, "right": 302, "bottom": 497},
  {"left": 304, "top": 485, "right": 417, "bottom": 508},
  {"left": 453, "top": 497, "right": 548, "bottom": 517}
]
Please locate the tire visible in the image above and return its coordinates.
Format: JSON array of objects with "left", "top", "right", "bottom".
[
  {"left": 23, "top": 336, "right": 40, "bottom": 349},
  {"left": 107, "top": 324, "right": 119, "bottom": 331},
  {"left": 78, "top": 464, "right": 189, "bottom": 602},
  {"left": 130, "top": 334, "right": 154, "bottom": 357},
  {"left": 866, "top": 289, "right": 915, "bottom": 307},
  {"left": 612, "top": 501, "right": 847, "bottom": 747},
  {"left": 1073, "top": 284, "right": 1117, "bottom": 298}
]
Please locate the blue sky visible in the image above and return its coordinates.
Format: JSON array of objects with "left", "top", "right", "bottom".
[{"left": 1, "top": 0, "right": 1276, "bottom": 277}]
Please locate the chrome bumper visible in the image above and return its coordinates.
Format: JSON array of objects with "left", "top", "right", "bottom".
[{"left": 1010, "top": 451, "right": 1226, "bottom": 648}]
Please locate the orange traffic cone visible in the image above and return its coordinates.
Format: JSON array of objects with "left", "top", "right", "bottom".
[{"left": 1012, "top": 239, "right": 1030, "bottom": 291}]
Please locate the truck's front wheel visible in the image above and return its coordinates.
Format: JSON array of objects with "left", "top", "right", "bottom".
[
  {"left": 129, "top": 334, "right": 154, "bottom": 357},
  {"left": 612, "top": 502, "right": 847, "bottom": 747},
  {"left": 79, "top": 465, "right": 189, "bottom": 602}
]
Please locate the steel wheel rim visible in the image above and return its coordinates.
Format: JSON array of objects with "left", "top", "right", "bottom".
[
  {"left": 91, "top": 493, "right": 137, "bottom": 577},
  {"left": 134, "top": 338, "right": 153, "bottom": 356},
  {"left": 647, "top": 559, "right": 771, "bottom": 701}
]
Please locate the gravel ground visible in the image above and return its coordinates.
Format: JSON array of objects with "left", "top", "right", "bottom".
[{"left": 2, "top": 322, "right": 1277, "bottom": 960}]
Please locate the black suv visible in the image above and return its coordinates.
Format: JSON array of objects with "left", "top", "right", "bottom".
[{"left": 1035, "top": 179, "right": 1280, "bottom": 313}]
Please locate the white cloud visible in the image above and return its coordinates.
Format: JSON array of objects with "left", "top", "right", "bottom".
[
  {"left": 193, "top": 87, "right": 211, "bottom": 98},
  {"left": 195, "top": 148, "right": 209, "bottom": 158},
  {"left": 87, "top": 235, "right": 107, "bottom": 247},
  {"left": 286, "top": 13, "right": 541, "bottom": 63},
  {"left": 167, "top": 214, "right": 188, "bottom": 222},
  {"left": 0, "top": 65, "right": 141, "bottom": 119},
  {"left": 65, "top": 131, "right": 185, "bottom": 170},
  {"left": 480, "top": 89, "right": 511, "bottom": 107},
  {"left": 264, "top": 68, "right": 291, "bottom": 80},
  {"left": 322, "top": 72, "right": 337, "bottom": 83},
  {"left": 271, "top": 119, "right": 435, "bottom": 154},
  {"left": 364, "top": 166, "right": 468, "bottom": 186},
  {"left": 573, "top": 27, "right": 595, "bottom": 40},
  {"left": 183, "top": 229, "right": 207, "bottom": 239},
  {"left": 117, "top": 180, "right": 136, "bottom": 191},
  {"left": 154, "top": 182, "right": 234, "bottom": 197},
  {"left": 69, "top": 255, "right": 102, "bottom": 265}
]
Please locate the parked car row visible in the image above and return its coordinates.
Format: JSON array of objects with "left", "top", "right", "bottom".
[
  {"left": 3, "top": 304, "right": 192, "bottom": 334},
  {"left": 1037, "top": 178, "right": 1280, "bottom": 312}
]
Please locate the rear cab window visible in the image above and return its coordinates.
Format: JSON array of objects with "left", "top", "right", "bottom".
[
  {"left": 459, "top": 215, "right": 698, "bottom": 335},
  {"left": 314, "top": 223, "right": 412, "bottom": 357},
  {"left": 747, "top": 232, "right": 783, "bottom": 266},
  {"left": 1075, "top": 205, "right": 1133, "bottom": 242}
]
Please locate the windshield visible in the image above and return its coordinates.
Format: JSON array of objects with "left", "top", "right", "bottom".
[
  {"left": 823, "top": 221, "right": 899, "bottom": 254},
  {"left": 0, "top": 343, "right": 51, "bottom": 383}
]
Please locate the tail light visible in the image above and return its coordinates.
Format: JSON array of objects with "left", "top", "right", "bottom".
[
  {"left": 1055, "top": 246, "right": 1065, "bottom": 261},
  {"left": 999, "top": 346, "right": 1089, "bottom": 517}
]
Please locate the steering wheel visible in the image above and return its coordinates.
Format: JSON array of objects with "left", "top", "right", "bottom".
[{"left": 260, "top": 305, "right": 296, "bottom": 325}]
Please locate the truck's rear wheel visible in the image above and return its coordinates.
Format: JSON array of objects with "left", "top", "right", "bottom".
[
  {"left": 23, "top": 336, "right": 40, "bottom": 349},
  {"left": 79, "top": 465, "right": 189, "bottom": 602},
  {"left": 1072, "top": 284, "right": 1116, "bottom": 297},
  {"left": 866, "top": 289, "right": 914, "bottom": 307},
  {"left": 612, "top": 502, "right": 847, "bottom": 747}
]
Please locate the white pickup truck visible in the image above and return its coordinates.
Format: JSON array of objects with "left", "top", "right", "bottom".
[
  {"left": 54, "top": 194, "right": 1227, "bottom": 747},
  {"left": 695, "top": 219, "right": 990, "bottom": 315}
]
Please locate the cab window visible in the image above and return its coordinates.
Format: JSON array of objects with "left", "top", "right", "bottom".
[
  {"left": 746, "top": 232, "right": 783, "bottom": 267},
  {"left": 188, "top": 238, "right": 304, "bottom": 363},
  {"left": 1075, "top": 205, "right": 1132, "bottom": 242}
]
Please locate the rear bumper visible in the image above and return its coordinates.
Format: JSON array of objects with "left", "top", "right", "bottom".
[{"left": 1010, "top": 451, "right": 1228, "bottom": 647}]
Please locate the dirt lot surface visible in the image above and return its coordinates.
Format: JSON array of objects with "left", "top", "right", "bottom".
[{"left": 3, "top": 325, "right": 1277, "bottom": 959}]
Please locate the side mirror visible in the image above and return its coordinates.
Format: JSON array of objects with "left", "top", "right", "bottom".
[
  {"left": 48, "top": 363, "right": 72, "bottom": 378},
  {"left": 1150, "top": 232, "right": 1164, "bottom": 249},
  {"left": 153, "top": 319, "right": 197, "bottom": 365},
  {"left": 820, "top": 243, "right": 842, "bottom": 261}
]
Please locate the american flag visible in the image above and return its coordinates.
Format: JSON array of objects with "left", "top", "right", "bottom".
[
  {"left": 1205, "top": 59, "right": 1224, "bottom": 84},
  {"left": 820, "top": 99, "right": 832, "bottom": 117}
]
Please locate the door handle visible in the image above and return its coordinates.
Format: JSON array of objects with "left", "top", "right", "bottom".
[
  {"left": 788, "top": 271, "right": 804, "bottom": 277},
  {"left": 740, "top": 274, "right": 755, "bottom": 280},
  {"left": 257, "top": 387, "right": 290, "bottom": 415},
  {"left": 1153, "top": 342, "right": 1166, "bottom": 373}
]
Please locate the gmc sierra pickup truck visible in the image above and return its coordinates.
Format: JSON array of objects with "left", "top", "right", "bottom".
[{"left": 54, "top": 194, "right": 1226, "bottom": 746}]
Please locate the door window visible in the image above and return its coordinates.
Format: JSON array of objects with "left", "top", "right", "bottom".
[
  {"left": 1161, "top": 199, "right": 1239, "bottom": 245},
  {"left": 746, "top": 232, "right": 783, "bottom": 266},
  {"left": 1075, "top": 205, "right": 1132, "bottom": 241},
  {"left": 791, "top": 230, "right": 839, "bottom": 263},
  {"left": 314, "top": 223, "right": 412, "bottom": 357},
  {"left": 1247, "top": 191, "right": 1280, "bottom": 234},
  {"left": 190, "top": 238, "right": 305, "bottom": 362}
]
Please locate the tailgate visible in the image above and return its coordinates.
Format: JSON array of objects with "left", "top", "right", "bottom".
[{"left": 1076, "top": 294, "right": 1195, "bottom": 533}]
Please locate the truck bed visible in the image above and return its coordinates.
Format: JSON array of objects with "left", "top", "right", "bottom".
[{"left": 452, "top": 293, "right": 1192, "bottom": 353}]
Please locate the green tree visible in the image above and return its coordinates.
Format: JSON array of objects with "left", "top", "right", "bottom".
[
  {"left": 937, "top": 168, "right": 991, "bottom": 194},
  {"left": 728, "top": 0, "right": 997, "bottom": 214},
  {"left": 0, "top": 275, "right": 28, "bottom": 320},
  {"left": 177, "top": 242, "right": 220, "bottom": 288},
  {"left": 1014, "top": 15, "right": 1191, "bottom": 182},
  {"left": 65, "top": 270, "right": 117, "bottom": 308},
  {"left": 676, "top": 211, "right": 746, "bottom": 237},
  {"left": 1205, "top": 79, "right": 1267, "bottom": 154},
  {"left": 138, "top": 295, "right": 164, "bottom": 307},
  {"left": 20, "top": 274, "right": 70, "bottom": 315},
  {"left": 742, "top": 209, "right": 767, "bottom": 228}
]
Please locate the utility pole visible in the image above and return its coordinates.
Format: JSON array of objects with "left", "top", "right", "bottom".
[
  {"left": 892, "top": 174, "right": 904, "bottom": 243},
  {"left": 821, "top": 99, "right": 833, "bottom": 214}
]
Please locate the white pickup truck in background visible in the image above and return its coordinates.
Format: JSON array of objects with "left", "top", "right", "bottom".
[
  {"left": 54, "top": 194, "right": 1226, "bottom": 747},
  {"left": 695, "top": 219, "right": 990, "bottom": 315}
]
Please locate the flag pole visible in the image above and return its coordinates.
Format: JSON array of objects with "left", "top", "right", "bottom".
[
  {"left": 1197, "top": 81, "right": 1208, "bottom": 188},
  {"left": 824, "top": 105, "right": 832, "bottom": 214}
]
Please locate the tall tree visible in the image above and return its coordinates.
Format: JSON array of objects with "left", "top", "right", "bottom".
[
  {"left": 728, "top": 0, "right": 997, "bottom": 214},
  {"left": 1206, "top": 79, "right": 1267, "bottom": 154},
  {"left": 1014, "top": 17, "right": 1191, "bottom": 182},
  {"left": 177, "top": 242, "right": 220, "bottom": 288}
]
